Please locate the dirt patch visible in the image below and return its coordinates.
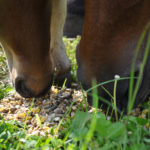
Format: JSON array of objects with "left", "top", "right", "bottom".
[{"left": 0, "top": 84, "right": 90, "bottom": 136}]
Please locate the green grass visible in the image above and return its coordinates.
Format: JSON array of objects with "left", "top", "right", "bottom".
[
  {"left": 0, "top": 103, "right": 149, "bottom": 150},
  {"left": 63, "top": 36, "right": 80, "bottom": 82},
  {"left": 128, "top": 22, "right": 150, "bottom": 113},
  {"left": 0, "top": 32, "right": 150, "bottom": 149},
  {"left": 0, "top": 45, "right": 8, "bottom": 78},
  {"left": 0, "top": 45, "right": 13, "bottom": 99}
]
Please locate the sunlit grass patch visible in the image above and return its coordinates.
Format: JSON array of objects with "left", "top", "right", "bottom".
[
  {"left": 0, "top": 45, "right": 8, "bottom": 79},
  {"left": 63, "top": 36, "right": 80, "bottom": 82},
  {"left": 0, "top": 45, "right": 13, "bottom": 99}
]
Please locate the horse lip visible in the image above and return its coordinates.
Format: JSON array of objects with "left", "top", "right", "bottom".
[{"left": 15, "top": 77, "right": 53, "bottom": 98}]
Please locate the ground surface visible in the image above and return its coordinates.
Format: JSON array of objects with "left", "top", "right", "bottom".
[{"left": 0, "top": 84, "right": 88, "bottom": 136}]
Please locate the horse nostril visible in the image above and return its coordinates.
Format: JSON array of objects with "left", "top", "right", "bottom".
[{"left": 15, "top": 77, "right": 34, "bottom": 98}]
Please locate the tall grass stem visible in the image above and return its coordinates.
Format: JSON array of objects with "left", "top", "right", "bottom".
[{"left": 128, "top": 22, "right": 150, "bottom": 113}]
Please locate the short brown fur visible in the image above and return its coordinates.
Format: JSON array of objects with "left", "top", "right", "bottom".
[{"left": 77, "top": 0, "right": 150, "bottom": 111}]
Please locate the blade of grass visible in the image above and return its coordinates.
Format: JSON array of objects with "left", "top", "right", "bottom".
[
  {"left": 128, "top": 22, "right": 150, "bottom": 113},
  {"left": 113, "top": 75, "right": 120, "bottom": 121},
  {"left": 61, "top": 78, "right": 67, "bottom": 90},
  {"left": 55, "top": 101, "right": 75, "bottom": 136},
  {"left": 131, "top": 31, "right": 150, "bottom": 108},
  {"left": 80, "top": 84, "right": 88, "bottom": 112},
  {"left": 101, "top": 85, "right": 114, "bottom": 100},
  {"left": 24, "top": 98, "right": 35, "bottom": 131},
  {"left": 35, "top": 114, "right": 42, "bottom": 128},
  {"left": 86, "top": 77, "right": 137, "bottom": 94},
  {"left": 81, "top": 80, "right": 98, "bottom": 150}
]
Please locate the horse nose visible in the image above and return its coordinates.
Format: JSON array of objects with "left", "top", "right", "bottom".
[{"left": 15, "top": 77, "right": 34, "bottom": 98}]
